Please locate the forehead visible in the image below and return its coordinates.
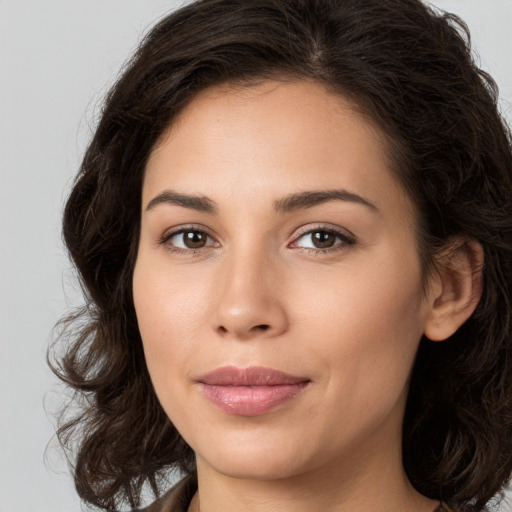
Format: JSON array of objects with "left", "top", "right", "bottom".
[
  {"left": 143, "top": 80, "right": 413, "bottom": 219},
  {"left": 151, "top": 79, "right": 390, "bottom": 161}
]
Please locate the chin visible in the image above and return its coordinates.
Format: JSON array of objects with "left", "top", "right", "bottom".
[
  {"left": 190, "top": 424, "right": 323, "bottom": 482},
  {"left": 201, "top": 450, "right": 308, "bottom": 481}
]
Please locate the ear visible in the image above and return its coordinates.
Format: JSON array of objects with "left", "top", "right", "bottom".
[{"left": 423, "top": 239, "right": 484, "bottom": 342}]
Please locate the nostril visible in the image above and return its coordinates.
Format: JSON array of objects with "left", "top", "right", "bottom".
[{"left": 217, "top": 324, "right": 269, "bottom": 335}]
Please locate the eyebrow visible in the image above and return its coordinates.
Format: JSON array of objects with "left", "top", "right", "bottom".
[
  {"left": 273, "top": 189, "right": 378, "bottom": 214},
  {"left": 145, "top": 188, "right": 378, "bottom": 214},
  {"left": 145, "top": 190, "right": 218, "bottom": 214}
]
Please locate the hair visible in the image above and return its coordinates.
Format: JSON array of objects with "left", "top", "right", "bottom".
[{"left": 49, "top": 0, "right": 512, "bottom": 510}]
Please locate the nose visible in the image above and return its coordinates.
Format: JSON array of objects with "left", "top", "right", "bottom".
[{"left": 213, "top": 250, "right": 289, "bottom": 341}]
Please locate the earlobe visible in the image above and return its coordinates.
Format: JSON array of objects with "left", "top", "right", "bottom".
[{"left": 423, "top": 239, "right": 484, "bottom": 342}]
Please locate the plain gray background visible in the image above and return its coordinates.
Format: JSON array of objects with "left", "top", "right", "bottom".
[{"left": 1, "top": 1, "right": 511, "bottom": 511}]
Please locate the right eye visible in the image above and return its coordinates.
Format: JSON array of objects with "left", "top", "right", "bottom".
[{"left": 162, "top": 229, "right": 216, "bottom": 251}]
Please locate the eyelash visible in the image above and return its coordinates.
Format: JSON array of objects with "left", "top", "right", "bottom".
[
  {"left": 289, "top": 225, "right": 356, "bottom": 255},
  {"left": 159, "top": 225, "right": 217, "bottom": 255},
  {"left": 159, "top": 225, "right": 356, "bottom": 255}
]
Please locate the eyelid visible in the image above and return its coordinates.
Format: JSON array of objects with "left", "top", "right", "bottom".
[
  {"left": 291, "top": 223, "right": 355, "bottom": 241},
  {"left": 288, "top": 224, "right": 356, "bottom": 251},
  {"left": 157, "top": 223, "right": 355, "bottom": 254},
  {"left": 159, "top": 224, "right": 220, "bottom": 252}
]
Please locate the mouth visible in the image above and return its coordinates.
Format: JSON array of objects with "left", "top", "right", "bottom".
[{"left": 197, "top": 366, "right": 310, "bottom": 416}]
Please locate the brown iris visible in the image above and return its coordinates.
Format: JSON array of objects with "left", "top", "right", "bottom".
[
  {"left": 312, "top": 230, "right": 336, "bottom": 248},
  {"left": 183, "top": 230, "right": 208, "bottom": 249}
]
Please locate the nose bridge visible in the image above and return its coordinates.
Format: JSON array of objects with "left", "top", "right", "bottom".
[{"left": 213, "top": 239, "right": 288, "bottom": 340}]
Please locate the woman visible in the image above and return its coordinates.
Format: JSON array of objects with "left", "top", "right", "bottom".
[{"left": 51, "top": 0, "right": 512, "bottom": 511}]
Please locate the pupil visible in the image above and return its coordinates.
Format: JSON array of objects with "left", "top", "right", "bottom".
[
  {"left": 184, "top": 231, "right": 206, "bottom": 248},
  {"left": 313, "top": 231, "right": 335, "bottom": 248}
]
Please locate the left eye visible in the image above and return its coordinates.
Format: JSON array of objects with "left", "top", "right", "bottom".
[
  {"left": 167, "top": 229, "right": 215, "bottom": 250},
  {"left": 293, "top": 229, "right": 352, "bottom": 250}
]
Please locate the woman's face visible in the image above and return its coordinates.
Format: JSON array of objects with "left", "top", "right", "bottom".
[{"left": 133, "top": 80, "right": 433, "bottom": 481}]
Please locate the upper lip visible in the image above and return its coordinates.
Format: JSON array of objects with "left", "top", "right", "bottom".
[{"left": 198, "top": 366, "right": 309, "bottom": 386}]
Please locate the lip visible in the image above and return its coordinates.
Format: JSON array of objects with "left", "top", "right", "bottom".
[{"left": 198, "top": 366, "right": 310, "bottom": 416}]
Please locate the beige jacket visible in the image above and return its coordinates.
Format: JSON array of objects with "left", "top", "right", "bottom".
[{"left": 140, "top": 473, "right": 197, "bottom": 512}]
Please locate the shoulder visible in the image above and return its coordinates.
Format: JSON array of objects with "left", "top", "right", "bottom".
[{"left": 136, "top": 473, "right": 197, "bottom": 512}]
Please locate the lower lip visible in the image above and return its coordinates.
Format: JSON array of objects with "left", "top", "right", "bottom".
[{"left": 200, "top": 383, "right": 309, "bottom": 416}]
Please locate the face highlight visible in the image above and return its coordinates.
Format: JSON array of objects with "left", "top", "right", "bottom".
[{"left": 133, "top": 80, "right": 433, "bottom": 483}]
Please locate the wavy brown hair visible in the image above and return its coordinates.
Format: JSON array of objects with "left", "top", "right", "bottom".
[{"left": 49, "top": 0, "right": 512, "bottom": 510}]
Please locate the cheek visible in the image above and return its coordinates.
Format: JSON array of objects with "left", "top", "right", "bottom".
[
  {"left": 291, "top": 250, "right": 425, "bottom": 404},
  {"left": 291, "top": 249, "right": 424, "bottom": 344},
  {"left": 132, "top": 254, "right": 213, "bottom": 385}
]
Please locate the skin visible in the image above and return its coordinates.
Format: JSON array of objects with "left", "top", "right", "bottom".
[{"left": 133, "top": 80, "right": 479, "bottom": 511}]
